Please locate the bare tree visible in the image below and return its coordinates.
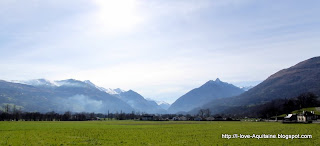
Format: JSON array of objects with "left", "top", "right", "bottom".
[
  {"left": 5, "top": 104, "right": 9, "bottom": 113},
  {"left": 204, "top": 109, "right": 211, "bottom": 117},
  {"left": 198, "top": 109, "right": 205, "bottom": 118}
]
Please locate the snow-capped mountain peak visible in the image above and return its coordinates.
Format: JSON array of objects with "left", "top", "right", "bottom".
[
  {"left": 156, "top": 100, "right": 170, "bottom": 105},
  {"left": 82, "top": 80, "right": 125, "bottom": 94},
  {"left": 239, "top": 86, "right": 254, "bottom": 91},
  {"left": 146, "top": 99, "right": 171, "bottom": 110},
  {"left": 113, "top": 88, "right": 126, "bottom": 94},
  {"left": 12, "top": 79, "right": 58, "bottom": 87},
  {"left": 146, "top": 98, "right": 170, "bottom": 106},
  {"left": 98, "top": 87, "right": 126, "bottom": 95},
  {"left": 104, "top": 88, "right": 119, "bottom": 94}
]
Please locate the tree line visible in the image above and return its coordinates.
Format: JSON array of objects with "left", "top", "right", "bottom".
[
  {"left": 0, "top": 108, "right": 190, "bottom": 121},
  {"left": 0, "top": 107, "right": 234, "bottom": 121},
  {"left": 223, "top": 92, "right": 320, "bottom": 119}
]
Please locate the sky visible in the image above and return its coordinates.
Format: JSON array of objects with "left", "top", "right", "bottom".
[{"left": 0, "top": 0, "right": 319, "bottom": 103}]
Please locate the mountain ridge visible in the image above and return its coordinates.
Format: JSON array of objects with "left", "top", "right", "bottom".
[
  {"left": 1, "top": 79, "right": 166, "bottom": 114},
  {"left": 168, "top": 78, "right": 244, "bottom": 113},
  {"left": 0, "top": 79, "right": 134, "bottom": 113},
  {"left": 191, "top": 56, "right": 320, "bottom": 115}
]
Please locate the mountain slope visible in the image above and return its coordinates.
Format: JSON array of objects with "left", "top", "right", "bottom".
[
  {"left": 118, "top": 90, "right": 167, "bottom": 114},
  {"left": 168, "top": 78, "right": 244, "bottom": 113},
  {"left": 0, "top": 80, "right": 56, "bottom": 112},
  {"left": 0, "top": 79, "right": 134, "bottom": 113},
  {"left": 197, "top": 56, "right": 320, "bottom": 114}
]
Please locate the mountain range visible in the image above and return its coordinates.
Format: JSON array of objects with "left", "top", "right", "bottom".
[
  {"left": 0, "top": 79, "right": 166, "bottom": 113},
  {"left": 1, "top": 56, "right": 319, "bottom": 115},
  {"left": 0, "top": 79, "right": 134, "bottom": 113},
  {"left": 190, "top": 56, "right": 320, "bottom": 114}
]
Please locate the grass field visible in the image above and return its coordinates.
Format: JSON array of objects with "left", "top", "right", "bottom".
[{"left": 0, "top": 121, "right": 319, "bottom": 145}]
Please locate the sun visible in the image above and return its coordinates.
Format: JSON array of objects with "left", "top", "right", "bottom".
[{"left": 92, "top": 0, "right": 142, "bottom": 34}]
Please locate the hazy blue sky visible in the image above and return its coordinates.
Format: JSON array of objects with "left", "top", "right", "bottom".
[{"left": 0, "top": 0, "right": 319, "bottom": 103}]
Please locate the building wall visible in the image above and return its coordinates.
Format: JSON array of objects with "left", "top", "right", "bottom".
[{"left": 297, "top": 115, "right": 306, "bottom": 122}]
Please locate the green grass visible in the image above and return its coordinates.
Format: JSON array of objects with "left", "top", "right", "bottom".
[
  {"left": 277, "top": 114, "right": 287, "bottom": 117},
  {"left": 0, "top": 121, "right": 319, "bottom": 145}
]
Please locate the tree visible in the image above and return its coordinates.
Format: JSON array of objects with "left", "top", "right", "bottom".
[
  {"left": 204, "top": 109, "right": 211, "bottom": 117},
  {"left": 296, "top": 92, "right": 319, "bottom": 108},
  {"left": 5, "top": 104, "right": 9, "bottom": 113},
  {"left": 198, "top": 109, "right": 205, "bottom": 118},
  {"left": 62, "top": 111, "right": 72, "bottom": 121}
]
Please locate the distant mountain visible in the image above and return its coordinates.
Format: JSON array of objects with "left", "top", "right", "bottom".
[
  {"left": 240, "top": 86, "right": 254, "bottom": 91},
  {"left": 0, "top": 79, "right": 134, "bottom": 113},
  {"left": 168, "top": 78, "right": 245, "bottom": 113},
  {"left": 195, "top": 56, "right": 320, "bottom": 115},
  {"left": 146, "top": 99, "right": 171, "bottom": 110},
  {"left": 159, "top": 102, "right": 171, "bottom": 110},
  {"left": 84, "top": 83, "right": 165, "bottom": 113},
  {"left": 118, "top": 90, "right": 167, "bottom": 114}
]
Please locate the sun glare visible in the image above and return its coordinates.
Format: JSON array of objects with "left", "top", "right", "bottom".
[{"left": 92, "top": 0, "right": 142, "bottom": 34}]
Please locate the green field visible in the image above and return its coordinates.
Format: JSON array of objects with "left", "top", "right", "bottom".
[{"left": 0, "top": 121, "right": 319, "bottom": 145}]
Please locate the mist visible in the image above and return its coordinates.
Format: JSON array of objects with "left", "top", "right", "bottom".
[{"left": 58, "top": 95, "right": 104, "bottom": 113}]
